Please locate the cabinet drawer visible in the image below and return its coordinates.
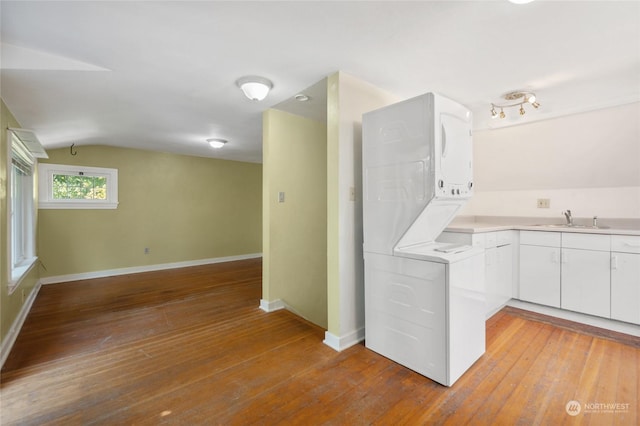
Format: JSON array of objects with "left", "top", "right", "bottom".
[
  {"left": 562, "top": 233, "right": 610, "bottom": 251},
  {"left": 484, "top": 232, "right": 497, "bottom": 248},
  {"left": 471, "top": 233, "right": 486, "bottom": 248},
  {"left": 612, "top": 235, "right": 640, "bottom": 254},
  {"left": 520, "top": 231, "right": 561, "bottom": 247},
  {"left": 496, "top": 230, "right": 513, "bottom": 246}
]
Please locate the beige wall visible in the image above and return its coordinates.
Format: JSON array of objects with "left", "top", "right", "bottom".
[
  {"left": 38, "top": 145, "right": 262, "bottom": 277},
  {"left": 1, "top": 100, "right": 40, "bottom": 345},
  {"left": 326, "top": 72, "right": 399, "bottom": 344},
  {"left": 463, "top": 102, "right": 640, "bottom": 218},
  {"left": 262, "top": 109, "right": 328, "bottom": 328}
]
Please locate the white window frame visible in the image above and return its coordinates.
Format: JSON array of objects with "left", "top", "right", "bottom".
[
  {"left": 38, "top": 163, "right": 119, "bottom": 209},
  {"left": 7, "top": 131, "right": 38, "bottom": 290}
]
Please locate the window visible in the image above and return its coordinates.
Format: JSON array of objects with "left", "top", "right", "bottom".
[
  {"left": 8, "top": 132, "right": 37, "bottom": 287},
  {"left": 38, "top": 163, "right": 118, "bottom": 209}
]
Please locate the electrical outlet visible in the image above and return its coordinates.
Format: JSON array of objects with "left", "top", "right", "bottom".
[
  {"left": 144, "top": 247, "right": 150, "bottom": 254},
  {"left": 537, "top": 198, "right": 550, "bottom": 209}
]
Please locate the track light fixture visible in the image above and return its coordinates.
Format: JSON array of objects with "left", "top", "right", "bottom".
[{"left": 490, "top": 91, "right": 540, "bottom": 119}]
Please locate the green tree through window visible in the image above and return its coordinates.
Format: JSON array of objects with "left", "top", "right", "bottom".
[{"left": 53, "top": 174, "right": 107, "bottom": 200}]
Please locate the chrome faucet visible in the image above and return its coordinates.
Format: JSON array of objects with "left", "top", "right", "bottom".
[{"left": 563, "top": 210, "right": 573, "bottom": 226}]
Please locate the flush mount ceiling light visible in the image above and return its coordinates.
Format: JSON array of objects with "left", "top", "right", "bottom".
[
  {"left": 207, "top": 138, "right": 227, "bottom": 149},
  {"left": 490, "top": 91, "right": 540, "bottom": 119},
  {"left": 236, "top": 76, "right": 273, "bottom": 101},
  {"left": 294, "top": 93, "right": 310, "bottom": 102}
]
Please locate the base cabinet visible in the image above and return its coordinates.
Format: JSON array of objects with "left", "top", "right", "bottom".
[
  {"left": 611, "top": 252, "right": 640, "bottom": 324},
  {"left": 518, "top": 231, "right": 640, "bottom": 326},
  {"left": 438, "top": 230, "right": 513, "bottom": 316},
  {"left": 561, "top": 248, "right": 610, "bottom": 317},
  {"left": 444, "top": 229, "right": 639, "bottom": 326},
  {"left": 519, "top": 244, "right": 561, "bottom": 308}
]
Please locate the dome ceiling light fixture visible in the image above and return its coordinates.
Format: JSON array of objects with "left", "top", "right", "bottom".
[
  {"left": 236, "top": 76, "right": 273, "bottom": 101},
  {"left": 294, "top": 93, "right": 310, "bottom": 102},
  {"left": 207, "top": 138, "right": 227, "bottom": 149},
  {"left": 490, "top": 91, "right": 540, "bottom": 119}
]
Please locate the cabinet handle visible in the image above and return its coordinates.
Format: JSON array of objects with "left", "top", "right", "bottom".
[{"left": 611, "top": 256, "right": 618, "bottom": 270}]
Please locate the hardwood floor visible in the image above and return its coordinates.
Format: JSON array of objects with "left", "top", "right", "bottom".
[{"left": 1, "top": 258, "right": 638, "bottom": 425}]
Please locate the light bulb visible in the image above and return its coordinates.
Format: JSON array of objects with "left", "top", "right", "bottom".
[
  {"left": 527, "top": 94, "right": 536, "bottom": 104},
  {"left": 519, "top": 105, "right": 526, "bottom": 116},
  {"left": 207, "top": 138, "right": 227, "bottom": 149},
  {"left": 499, "top": 109, "right": 505, "bottom": 119}
]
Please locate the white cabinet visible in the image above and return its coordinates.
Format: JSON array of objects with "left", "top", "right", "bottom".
[
  {"left": 444, "top": 228, "right": 639, "bottom": 326},
  {"left": 486, "top": 235, "right": 513, "bottom": 315},
  {"left": 611, "top": 235, "right": 640, "bottom": 324},
  {"left": 561, "top": 248, "right": 611, "bottom": 317},
  {"left": 519, "top": 231, "right": 561, "bottom": 308},
  {"left": 520, "top": 245, "right": 561, "bottom": 307},
  {"left": 496, "top": 244, "right": 513, "bottom": 305},
  {"left": 438, "top": 230, "right": 513, "bottom": 316},
  {"left": 560, "top": 233, "right": 611, "bottom": 317}
]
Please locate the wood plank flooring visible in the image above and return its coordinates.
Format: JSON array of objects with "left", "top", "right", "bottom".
[{"left": 1, "top": 258, "right": 638, "bottom": 425}]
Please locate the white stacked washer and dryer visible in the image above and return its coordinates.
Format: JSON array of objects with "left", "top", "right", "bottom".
[{"left": 362, "top": 93, "right": 486, "bottom": 386}]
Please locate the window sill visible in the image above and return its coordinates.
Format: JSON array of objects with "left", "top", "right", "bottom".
[
  {"left": 9, "top": 257, "right": 38, "bottom": 294},
  {"left": 39, "top": 201, "right": 118, "bottom": 210}
]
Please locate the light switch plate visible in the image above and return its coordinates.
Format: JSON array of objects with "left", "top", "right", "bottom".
[
  {"left": 537, "top": 198, "right": 550, "bottom": 208},
  {"left": 278, "top": 191, "right": 285, "bottom": 203}
]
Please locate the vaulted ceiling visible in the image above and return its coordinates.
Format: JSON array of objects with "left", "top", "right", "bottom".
[{"left": 2, "top": 1, "right": 638, "bottom": 163}]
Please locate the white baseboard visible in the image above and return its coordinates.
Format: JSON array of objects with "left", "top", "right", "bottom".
[
  {"left": 507, "top": 299, "right": 640, "bottom": 337},
  {"left": 259, "top": 299, "right": 285, "bottom": 312},
  {"left": 323, "top": 328, "right": 365, "bottom": 352},
  {"left": 40, "top": 253, "right": 262, "bottom": 285},
  {"left": 260, "top": 301, "right": 364, "bottom": 353},
  {"left": 1, "top": 281, "right": 42, "bottom": 369}
]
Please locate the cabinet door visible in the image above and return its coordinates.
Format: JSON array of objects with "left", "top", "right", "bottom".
[
  {"left": 611, "top": 253, "right": 640, "bottom": 324},
  {"left": 496, "top": 244, "right": 513, "bottom": 305},
  {"left": 561, "top": 248, "right": 610, "bottom": 318},
  {"left": 485, "top": 247, "right": 498, "bottom": 314},
  {"left": 519, "top": 245, "right": 560, "bottom": 307}
]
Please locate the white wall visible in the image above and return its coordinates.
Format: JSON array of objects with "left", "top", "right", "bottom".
[
  {"left": 463, "top": 102, "right": 640, "bottom": 219},
  {"left": 325, "top": 72, "right": 399, "bottom": 350}
]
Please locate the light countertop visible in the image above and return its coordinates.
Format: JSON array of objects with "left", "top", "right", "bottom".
[{"left": 445, "top": 216, "right": 640, "bottom": 236}]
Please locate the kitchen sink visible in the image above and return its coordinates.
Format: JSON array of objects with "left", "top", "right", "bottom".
[{"left": 531, "top": 224, "right": 609, "bottom": 229}]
